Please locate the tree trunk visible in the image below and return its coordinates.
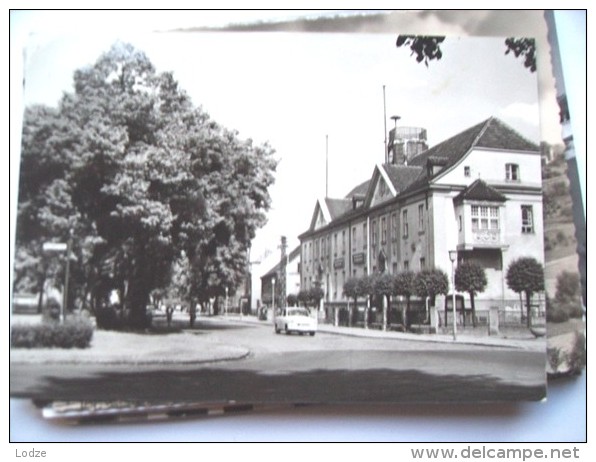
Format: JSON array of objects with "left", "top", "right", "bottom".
[
  {"left": 125, "top": 273, "right": 151, "bottom": 329},
  {"left": 382, "top": 295, "right": 388, "bottom": 331},
  {"left": 525, "top": 291, "right": 532, "bottom": 328},
  {"left": 402, "top": 299, "right": 408, "bottom": 330},
  {"left": 124, "top": 262, "right": 149, "bottom": 329},
  {"left": 36, "top": 268, "right": 47, "bottom": 314},
  {"left": 470, "top": 292, "right": 477, "bottom": 327}
]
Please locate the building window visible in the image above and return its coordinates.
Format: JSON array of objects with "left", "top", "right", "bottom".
[
  {"left": 342, "top": 230, "right": 346, "bottom": 255},
  {"left": 521, "top": 205, "right": 534, "bottom": 233},
  {"left": 464, "top": 166, "right": 471, "bottom": 177},
  {"left": 391, "top": 213, "right": 398, "bottom": 241},
  {"left": 471, "top": 205, "right": 499, "bottom": 231},
  {"left": 381, "top": 216, "right": 387, "bottom": 244},
  {"left": 402, "top": 209, "right": 409, "bottom": 238},
  {"left": 352, "top": 227, "right": 357, "bottom": 252},
  {"left": 363, "top": 223, "right": 367, "bottom": 249},
  {"left": 420, "top": 257, "right": 426, "bottom": 270},
  {"left": 334, "top": 233, "right": 338, "bottom": 257},
  {"left": 403, "top": 260, "right": 409, "bottom": 271},
  {"left": 392, "top": 263, "right": 398, "bottom": 274},
  {"left": 506, "top": 163, "right": 520, "bottom": 181},
  {"left": 333, "top": 272, "right": 337, "bottom": 300},
  {"left": 418, "top": 204, "right": 424, "bottom": 231},
  {"left": 459, "top": 215, "right": 462, "bottom": 232}
]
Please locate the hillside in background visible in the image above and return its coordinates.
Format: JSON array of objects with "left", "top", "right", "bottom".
[{"left": 541, "top": 143, "right": 581, "bottom": 298}]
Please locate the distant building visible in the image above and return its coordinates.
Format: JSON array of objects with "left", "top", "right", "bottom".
[
  {"left": 299, "top": 117, "right": 545, "bottom": 323},
  {"left": 260, "top": 245, "right": 301, "bottom": 308}
]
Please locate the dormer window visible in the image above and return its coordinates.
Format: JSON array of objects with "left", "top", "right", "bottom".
[
  {"left": 506, "top": 163, "right": 520, "bottom": 181},
  {"left": 426, "top": 156, "right": 448, "bottom": 177},
  {"left": 464, "top": 166, "right": 471, "bottom": 177}
]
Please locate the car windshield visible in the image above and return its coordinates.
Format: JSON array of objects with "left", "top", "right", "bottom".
[{"left": 287, "top": 308, "right": 310, "bottom": 317}]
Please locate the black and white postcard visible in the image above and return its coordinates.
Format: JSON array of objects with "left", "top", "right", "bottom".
[{"left": 10, "top": 11, "right": 585, "bottom": 407}]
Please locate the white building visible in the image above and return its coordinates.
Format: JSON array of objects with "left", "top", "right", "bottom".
[
  {"left": 260, "top": 245, "right": 301, "bottom": 308},
  {"left": 299, "top": 117, "right": 544, "bottom": 324}
]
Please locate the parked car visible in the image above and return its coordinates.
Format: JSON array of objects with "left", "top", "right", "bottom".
[{"left": 274, "top": 307, "right": 317, "bottom": 336}]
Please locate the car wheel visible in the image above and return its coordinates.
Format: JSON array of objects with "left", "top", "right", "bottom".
[
  {"left": 275, "top": 326, "right": 280, "bottom": 334},
  {"left": 285, "top": 325, "right": 290, "bottom": 335},
  {"left": 309, "top": 332, "right": 315, "bottom": 337}
]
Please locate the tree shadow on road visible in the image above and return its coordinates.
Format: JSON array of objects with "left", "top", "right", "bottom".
[{"left": 12, "top": 367, "right": 546, "bottom": 404}]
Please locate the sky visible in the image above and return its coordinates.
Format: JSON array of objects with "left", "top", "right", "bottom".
[{"left": 10, "top": 10, "right": 558, "bottom": 272}]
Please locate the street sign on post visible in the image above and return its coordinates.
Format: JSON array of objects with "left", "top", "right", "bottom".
[{"left": 42, "top": 242, "right": 67, "bottom": 253}]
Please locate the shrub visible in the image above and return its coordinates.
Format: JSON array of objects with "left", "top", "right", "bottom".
[
  {"left": 567, "top": 332, "right": 587, "bottom": 375},
  {"left": 95, "top": 305, "right": 122, "bottom": 330},
  {"left": 547, "top": 347, "right": 565, "bottom": 374},
  {"left": 42, "top": 297, "right": 61, "bottom": 323},
  {"left": 286, "top": 294, "right": 298, "bottom": 307},
  {"left": 546, "top": 306, "right": 569, "bottom": 323},
  {"left": 11, "top": 316, "right": 94, "bottom": 349},
  {"left": 560, "top": 301, "right": 584, "bottom": 319}
]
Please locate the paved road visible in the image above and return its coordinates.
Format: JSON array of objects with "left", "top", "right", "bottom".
[{"left": 10, "top": 319, "right": 545, "bottom": 403}]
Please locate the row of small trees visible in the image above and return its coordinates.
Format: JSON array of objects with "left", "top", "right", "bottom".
[
  {"left": 341, "top": 268, "right": 452, "bottom": 331},
  {"left": 287, "top": 257, "right": 546, "bottom": 331}
]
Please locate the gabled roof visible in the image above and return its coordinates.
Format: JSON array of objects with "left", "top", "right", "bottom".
[
  {"left": 382, "top": 164, "right": 424, "bottom": 193},
  {"left": 261, "top": 245, "right": 301, "bottom": 279},
  {"left": 299, "top": 117, "right": 537, "bottom": 240},
  {"left": 402, "top": 117, "right": 539, "bottom": 194},
  {"left": 324, "top": 198, "right": 352, "bottom": 220},
  {"left": 408, "top": 117, "right": 538, "bottom": 170},
  {"left": 345, "top": 180, "right": 370, "bottom": 198},
  {"left": 454, "top": 179, "right": 507, "bottom": 203}
]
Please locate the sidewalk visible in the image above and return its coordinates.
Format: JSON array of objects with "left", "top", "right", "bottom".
[
  {"left": 10, "top": 326, "right": 250, "bottom": 365},
  {"left": 221, "top": 314, "right": 545, "bottom": 351}
]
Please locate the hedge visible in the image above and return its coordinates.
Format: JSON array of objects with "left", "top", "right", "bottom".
[{"left": 11, "top": 317, "right": 94, "bottom": 349}]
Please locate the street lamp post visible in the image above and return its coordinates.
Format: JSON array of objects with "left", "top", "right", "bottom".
[{"left": 449, "top": 250, "right": 458, "bottom": 341}]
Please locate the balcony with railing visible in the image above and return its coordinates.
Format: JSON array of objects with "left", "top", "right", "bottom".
[{"left": 473, "top": 228, "right": 501, "bottom": 245}]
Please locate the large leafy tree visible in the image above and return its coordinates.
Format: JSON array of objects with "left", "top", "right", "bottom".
[
  {"left": 15, "top": 42, "right": 277, "bottom": 329},
  {"left": 454, "top": 261, "right": 487, "bottom": 327},
  {"left": 506, "top": 257, "right": 545, "bottom": 328}
]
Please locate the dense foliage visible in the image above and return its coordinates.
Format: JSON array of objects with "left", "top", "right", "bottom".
[
  {"left": 396, "top": 35, "right": 536, "bottom": 72},
  {"left": 11, "top": 316, "right": 94, "bottom": 349},
  {"left": 15, "top": 43, "right": 277, "bottom": 328},
  {"left": 506, "top": 257, "right": 545, "bottom": 328},
  {"left": 454, "top": 261, "right": 487, "bottom": 327}
]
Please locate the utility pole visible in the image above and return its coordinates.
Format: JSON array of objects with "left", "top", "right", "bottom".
[
  {"left": 279, "top": 236, "right": 288, "bottom": 308},
  {"left": 325, "top": 135, "right": 329, "bottom": 198},
  {"left": 383, "top": 85, "right": 388, "bottom": 163}
]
